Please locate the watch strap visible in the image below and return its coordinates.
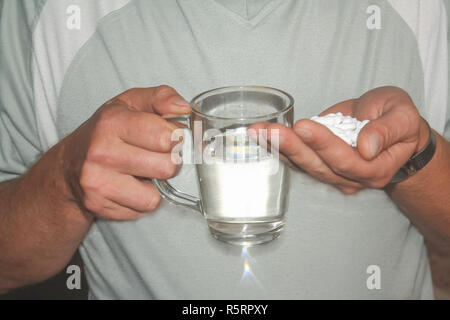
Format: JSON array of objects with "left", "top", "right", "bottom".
[{"left": 390, "top": 119, "right": 436, "bottom": 183}]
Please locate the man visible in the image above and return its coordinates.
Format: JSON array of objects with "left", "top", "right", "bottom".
[{"left": 0, "top": 0, "right": 449, "bottom": 299}]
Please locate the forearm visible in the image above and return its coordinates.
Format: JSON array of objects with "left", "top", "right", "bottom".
[
  {"left": 386, "top": 131, "right": 450, "bottom": 253},
  {"left": 0, "top": 142, "right": 93, "bottom": 293}
]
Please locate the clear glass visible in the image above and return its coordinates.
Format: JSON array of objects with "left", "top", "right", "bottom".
[{"left": 154, "top": 86, "right": 294, "bottom": 246}]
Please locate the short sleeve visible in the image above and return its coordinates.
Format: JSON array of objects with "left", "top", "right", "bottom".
[{"left": 0, "top": 0, "right": 47, "bottom": 182}]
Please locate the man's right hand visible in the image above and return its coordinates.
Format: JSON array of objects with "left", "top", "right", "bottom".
[
  {"left": 0, "top": 85, "right": 190, "bottom": 292},
  {"left": 61, "top": 86, "right": 190, "bottom": 221}
]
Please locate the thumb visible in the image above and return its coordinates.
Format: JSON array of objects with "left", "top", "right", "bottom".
[
  {"left": 116, "top": 86, "right": 191, "bottom": 115},
  {"left": 357, "top": 109, "right": 416, "bottom": 160}
]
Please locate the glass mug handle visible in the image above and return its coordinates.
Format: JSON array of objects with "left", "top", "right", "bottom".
[{"left": 152, "top": 114, "right": 203, "bottom": 214}]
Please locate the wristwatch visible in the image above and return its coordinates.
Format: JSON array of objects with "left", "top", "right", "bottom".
[{"left": 390, "top": 118, "right": 436, "bottom": 183}]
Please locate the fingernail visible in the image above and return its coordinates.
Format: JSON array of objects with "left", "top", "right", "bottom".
[
  {"left": 172, "top": 97, "right": 191, "bottom": 108},
  {"left": 369, "top": 133, "right": 381, "bottom": 158},
  {"left": 295, "top": 128, "right": 312, "bottom": 141}
]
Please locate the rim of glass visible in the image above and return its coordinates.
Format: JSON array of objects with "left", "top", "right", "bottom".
[{"left": 190, "top": 85, "right": 294, "bottom": 121}]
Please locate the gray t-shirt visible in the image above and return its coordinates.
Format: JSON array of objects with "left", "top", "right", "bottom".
[{"left": 1, "top": 0, "right": 449, "bottom": 299}]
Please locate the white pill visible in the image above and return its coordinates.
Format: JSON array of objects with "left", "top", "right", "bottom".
[
  {"left": 310, "top": 113, "right": 370, "bottom": 147},
  {"left": 342, "top": 118, "right": 354, "bottom": 124},
  {"left": 312, "top": 116, "right": 333, "bottom": 126},
  {"left": 329, "top": 126, "right": 345, "bottom": 135},
  {"left": 338, "top": 123, "right": 357, "bottom": 130}
]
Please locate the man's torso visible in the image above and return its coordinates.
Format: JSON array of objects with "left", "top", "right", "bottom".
[{"left": 11, "top": 0, "right": 449, "bottom": 298}]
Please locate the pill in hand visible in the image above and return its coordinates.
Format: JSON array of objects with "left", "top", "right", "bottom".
[{"left": 310, "top": 112, "right": 370, "bottom": 147}]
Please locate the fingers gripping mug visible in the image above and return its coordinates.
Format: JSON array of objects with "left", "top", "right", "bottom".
[{"left": 154, "top": 86, "right": 294, "bottom": 246}]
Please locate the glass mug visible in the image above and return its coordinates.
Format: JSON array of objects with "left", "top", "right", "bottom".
[{"left": 154, "top": 86, "right": 294, "bottom": 246}]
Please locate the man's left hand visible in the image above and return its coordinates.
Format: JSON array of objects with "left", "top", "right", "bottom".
[{"left": 254, "top": 86, "right": 431, "bottom": 194}]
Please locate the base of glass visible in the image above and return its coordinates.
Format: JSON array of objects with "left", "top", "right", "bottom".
[{"left": 207, "top": 220, "right": 284, "bottom": 246}]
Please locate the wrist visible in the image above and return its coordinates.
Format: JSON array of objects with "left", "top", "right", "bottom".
[
  {"left": 415, "top": 116, "right": 431, "bottom": 154},
  {"left": 389, "top": 117, "right": 436, "bottom": 184},
  {"left": 27, "top": 140, "right": 93, "bottom": 224},
  {"left": 59, "top": 135, "right": 97, "bottom": 221}
]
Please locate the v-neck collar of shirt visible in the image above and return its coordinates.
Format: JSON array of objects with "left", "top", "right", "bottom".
[{"left": 212, "top": 0, "right": 284, "bottom": 27}]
